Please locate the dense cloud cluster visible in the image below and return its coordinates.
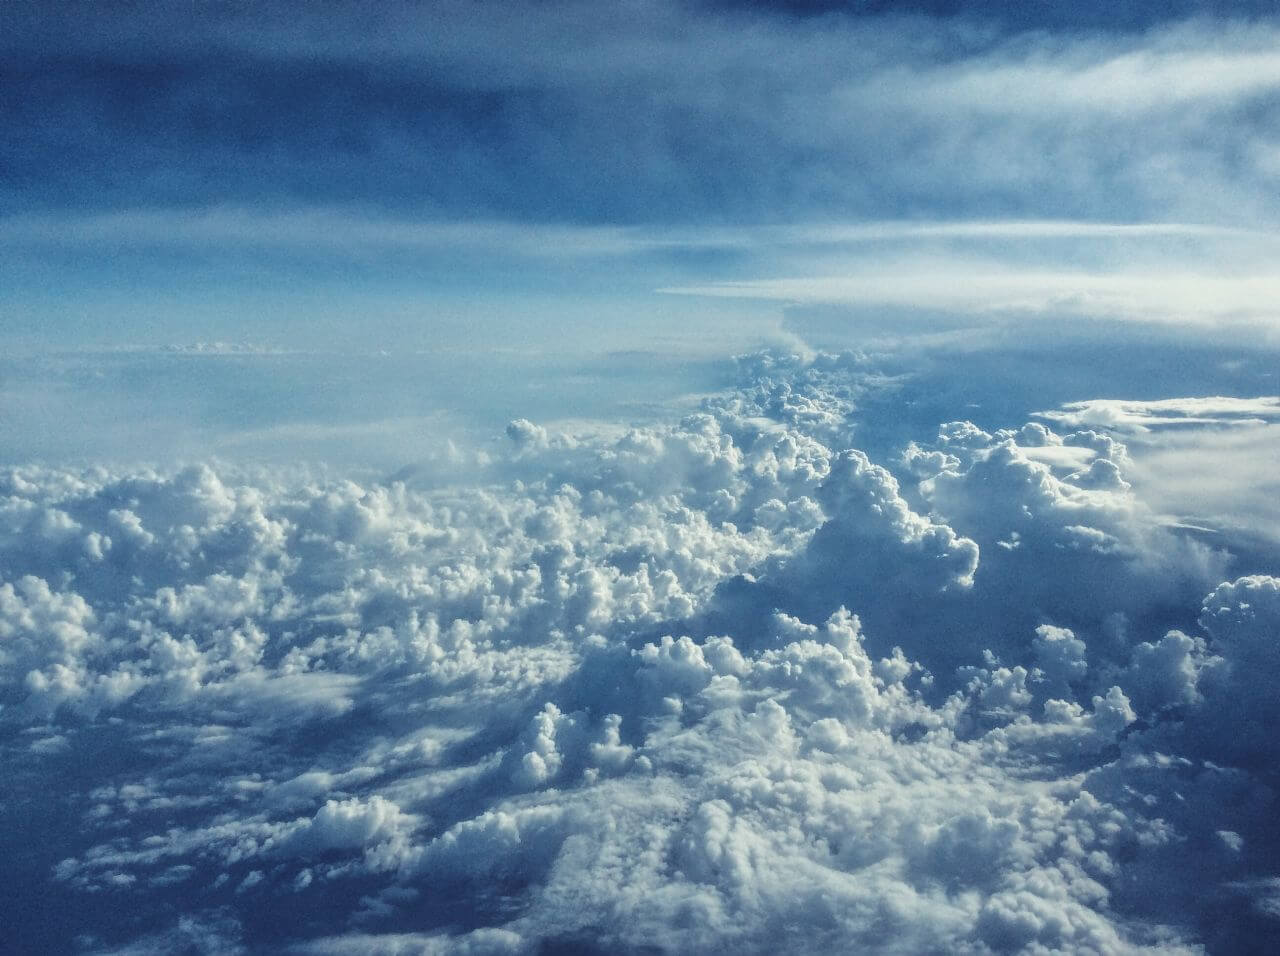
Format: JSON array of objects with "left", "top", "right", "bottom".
[{"left": 3, "top": 352, "right": 1278, "bottom": 953}]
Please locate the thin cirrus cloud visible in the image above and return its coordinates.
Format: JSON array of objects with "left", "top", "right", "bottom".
[
  {"left": 862, "top": 44, "right": 1280, "bottom": 116},
  {"left": 662, "top": 266, "right": 1280, "bottom": 332},
  {"left": 1, "top": 211, "right": 1265, "bottom": 253},
  {"left": 14, "top": 210, "right": 1279, "bottom": 361}
]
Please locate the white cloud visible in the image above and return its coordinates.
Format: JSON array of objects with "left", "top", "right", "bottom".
[
  {"left": 873, "top": 44, "right": 1280, "bottom": 117},
  {"left": 4, "top": 350, "right": 1279, "bottom": 952},
  {"left": 663, "top": 266, "right": 1280, "bottom": 332},
  {"left": 1035, "top": 396, "right": 1280, "bottom": 547},
  {"left": 1039, "top": 396, "right": 1280, "bottom": 431}
]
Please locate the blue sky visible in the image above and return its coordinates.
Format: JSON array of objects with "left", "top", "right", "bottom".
[
  {"left": 4, "top": 4, "right": 1280, "bottom": 954},
  {"left": 4, "top": 0, "right": 1280, "bottom": 359},
  {"left": 5, "top": 1, "right": 1279, "bottom": 224},
  {"left": 4, "top": 0, "right": 1280, "bottom": 467}
]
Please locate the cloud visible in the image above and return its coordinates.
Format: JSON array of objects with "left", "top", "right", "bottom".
[
  {"left": 3, "top": 351, "right": 1279, "bottom": 952},
  {"left": 663, "top": 264, "right": 1280, "bottom": 331},
  {"left": 1039, "top": 396, "right": 1280, "bottom": 430},
  {"left": 866, "top": 41, "right": 1280, "bottom": 116},
  {"left": 1034, "top": 395, "right": 1280, "bottom": 548}
]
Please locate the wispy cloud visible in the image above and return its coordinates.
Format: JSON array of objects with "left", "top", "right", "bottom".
[
  {"left": 864, "top": 42, "right": 1280, "bottom": 116},
  {"left": 4, "top": 210, "right": 1265, "bottom": 257},
  {"left": 1039, "top": 396, "right": 1280, "bottom": 430},
  {"left": 663, "top": 264, "right": 1280, "bottom": 333}
]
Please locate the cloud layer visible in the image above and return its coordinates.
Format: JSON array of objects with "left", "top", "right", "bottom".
[{"left": 4, "top": 352, "right": 1277, "bottom": 953}]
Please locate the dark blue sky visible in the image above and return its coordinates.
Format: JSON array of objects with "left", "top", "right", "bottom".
[{"left": 4, "top": 0, "right": 1279, "bottom": 225}]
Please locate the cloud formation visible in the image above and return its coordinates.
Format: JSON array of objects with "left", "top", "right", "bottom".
[{"left": 4, "top": 352, "right": 1277, "bottom": 953}]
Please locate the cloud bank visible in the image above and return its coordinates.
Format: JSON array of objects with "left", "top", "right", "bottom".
[{"left": 4, "top": 353, "right": 1277, "bottom": 953}]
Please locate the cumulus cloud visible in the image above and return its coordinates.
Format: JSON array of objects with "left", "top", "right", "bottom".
[
  {"left": 1038, "top": 396, "right": 1280, "bottom": 431},
  {"left": 3, "top": 351, "right": 1278, "bottom": 953},
  {"left": 1033, "top": 394, "right": 1280, "bottom": 550}
]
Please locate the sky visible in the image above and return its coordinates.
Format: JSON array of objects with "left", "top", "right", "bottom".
[{"left": 3, "top": 2, "right": 1280, "bottom": 954}]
